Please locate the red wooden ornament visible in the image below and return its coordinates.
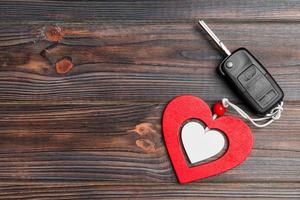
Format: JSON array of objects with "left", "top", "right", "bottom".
[
  {"left": 213, "top": 102, "right": 226, "bottom": 116},
  {"left": 162, "top": 95, "right": 253, "bottom": 184}
]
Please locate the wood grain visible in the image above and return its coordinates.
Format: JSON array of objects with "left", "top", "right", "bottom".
[
  {"left": 1, "top": 0, "right": 300, "bottom": 22},
  {"left": 0, "top": 182, "right": 299, "bottom": 199},
  {"left": 0, "top": 103, "right": 299, "bottom": 183},
  {"left": 0, "top": 23, "right": 299, "bottom": 103},
  {"left": 0, "top": 0, "right": 299, "bottom": 199}
]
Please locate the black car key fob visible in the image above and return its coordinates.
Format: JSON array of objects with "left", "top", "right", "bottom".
[{"left": 199, "top": 20, "right": 284, "bottom": 115}]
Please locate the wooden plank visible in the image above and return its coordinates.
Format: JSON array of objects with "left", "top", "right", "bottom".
[
  {"left": 0, "top": 1, "right": 300, "bottom": 23},
  {"left": 0, "top": 23, "right": 299, "bottom": 103},
  {"left": 0, "top": 102, "right": 299, "bottom": 183},
  {"left": 0, "top": 1, "right": 299, "bottom": 198},
  {"left": 0, "top": 181, "right": 299, "bottom": 199}
]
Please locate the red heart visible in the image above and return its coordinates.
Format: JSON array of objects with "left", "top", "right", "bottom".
[{"left": 162, "top": 95, "right": 253, "bottom": 184}]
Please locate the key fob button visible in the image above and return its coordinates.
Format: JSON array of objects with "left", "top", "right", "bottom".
[
  {"left": 226, "top": 61, "right": 234, "bottom": 68},
  {"left": 259, "top": 89, "right": 277, "bottom": 107},
  {"left": 245, "top": 74, "right": 273, "bottom": 103},
  {"left": 238, "top": 65, "right": 257, "bottom": 83}
]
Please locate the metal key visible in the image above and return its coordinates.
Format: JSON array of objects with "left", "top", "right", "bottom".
[
  {"left": 198, "top": 20, "right": 231, "bottom": 56},
  {"left": 198, "top": 20, "right": 284, "bottom": 115}
]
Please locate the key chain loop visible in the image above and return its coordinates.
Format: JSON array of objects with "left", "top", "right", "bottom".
[{"left": 221, "top": 98, "right": 283, "bottom": 128}]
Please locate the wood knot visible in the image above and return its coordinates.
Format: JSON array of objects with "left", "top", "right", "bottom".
[
  {"left": 55, "top": 57, "right": 73, "bottom": 75},
  {"left": 45, "top": 25, "right": 64, "bottom": 42},
  {"left": 130, "top": 122, "right": 162, "bottom": 153},
  {"left": 133, "top": 123, "right": 156, "bottom": 136},
  {"left": 136, "top": 139, "right": 156, "bottom": 153}
]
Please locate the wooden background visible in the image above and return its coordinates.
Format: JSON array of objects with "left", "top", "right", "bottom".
[{"left": 0, "top": 1, "right": 299, "bottom": 199}]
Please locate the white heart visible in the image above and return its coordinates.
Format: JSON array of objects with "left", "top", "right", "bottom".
[{"left": 181, "top": 121, "right": 226, "bottom": 164}]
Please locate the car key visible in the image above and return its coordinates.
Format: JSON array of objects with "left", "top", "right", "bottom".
[{"left": 198, "top": 20, "right": 284, "bottom": 115}]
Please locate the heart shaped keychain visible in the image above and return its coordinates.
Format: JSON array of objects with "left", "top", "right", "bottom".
[
  {"left": 162, "top": 95, "right": 253, "bottom": 184},
  {"left": 161, "top": 20, "right": 284, "bottom": 184}
]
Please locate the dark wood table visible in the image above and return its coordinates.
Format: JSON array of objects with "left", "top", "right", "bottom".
[{"left": 0, "top": 1, "right": 299, "bottom": 199}]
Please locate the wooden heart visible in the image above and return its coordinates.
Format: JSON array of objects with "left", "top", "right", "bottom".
[
  {"left": 181, "top": 121, "right": 226, "bottom": 164},
  {"left": 162, "top": 95, "right": 253, "bottom": 184}
]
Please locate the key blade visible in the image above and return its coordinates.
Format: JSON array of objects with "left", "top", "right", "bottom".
[{"left": 198, "top": 20, "right": 231, "bottom": 56}]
